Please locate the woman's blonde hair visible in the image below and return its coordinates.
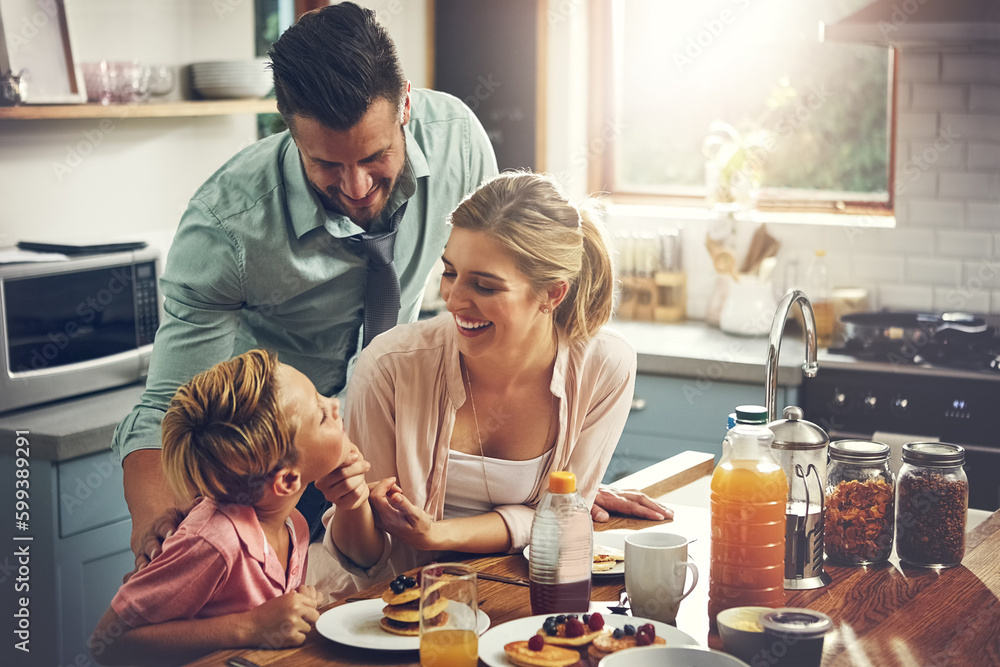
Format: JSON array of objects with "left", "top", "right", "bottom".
[
  {"left": 161, "top": 349, "right": 298, "bottom": 505},
  {"left": 448, "top": 171, "right": 615, "bottom": 345}
]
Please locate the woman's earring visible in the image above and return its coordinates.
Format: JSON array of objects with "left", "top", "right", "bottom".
[{"left": 542, "top": 307, "right": 551, "bottom": 314}]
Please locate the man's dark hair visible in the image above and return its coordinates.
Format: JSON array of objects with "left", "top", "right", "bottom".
[{"left": 268, "top": 2, "right": 406, "bottom": 131}]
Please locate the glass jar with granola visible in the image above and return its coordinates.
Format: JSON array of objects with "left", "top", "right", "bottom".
[
  {"left": 825, "top": 440, "right": 895, "bottom": 565},
  {"left": 896, "top": 443, "right": 968, "bottom": 569}
]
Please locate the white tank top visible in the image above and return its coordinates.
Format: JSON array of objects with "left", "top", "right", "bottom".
[{"left": 443, "top": 449, "right": 554, "bottom": 519}]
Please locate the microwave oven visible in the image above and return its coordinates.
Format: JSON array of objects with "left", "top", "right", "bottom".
[{"left": 0, "top": 249, "right": 160, "bottom": 414}]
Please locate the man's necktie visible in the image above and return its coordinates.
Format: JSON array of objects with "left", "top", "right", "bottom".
[{"left": 350, "top": 201, "right": 407, "bottom": 348}]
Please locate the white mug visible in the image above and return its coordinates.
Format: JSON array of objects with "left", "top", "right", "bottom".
[{"left": 624, "top": 532, "right": 699, "bottom": 624}]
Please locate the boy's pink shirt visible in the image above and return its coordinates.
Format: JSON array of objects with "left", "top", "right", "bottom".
[{"left": 111, "top": 498, "right": 309, "bottom": 627}]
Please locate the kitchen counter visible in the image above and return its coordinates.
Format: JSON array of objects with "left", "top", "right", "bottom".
[
  {"left": 613, "top": 319, "right": 808, "bottom": 386},
  {"left": 0, "top": 382, "right": 143, "bottom": 462}
]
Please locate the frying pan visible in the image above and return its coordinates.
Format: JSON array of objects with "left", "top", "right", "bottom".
[{"left": 841, "top": 312, "right": 994, "bottom": 350}]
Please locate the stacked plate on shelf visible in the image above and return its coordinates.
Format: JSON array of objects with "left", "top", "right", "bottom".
[{"left": 190, "top": 58, "right": 273, "bottom": 99}]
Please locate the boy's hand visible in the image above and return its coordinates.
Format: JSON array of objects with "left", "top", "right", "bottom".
[
  {"left": 244, "top": 586, "right": 320, "bottom": 648},
  {"left": 315, "top": 441, "right": 371, "bottom": 510}
]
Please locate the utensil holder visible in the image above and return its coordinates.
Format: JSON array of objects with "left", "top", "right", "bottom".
[{"left": 654, "top": 271, "right": 686, "bottom": 322}]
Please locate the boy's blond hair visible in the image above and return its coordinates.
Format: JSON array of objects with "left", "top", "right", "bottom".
[{"left": 161, "top": 349, "right": 299, "bottom": 505}]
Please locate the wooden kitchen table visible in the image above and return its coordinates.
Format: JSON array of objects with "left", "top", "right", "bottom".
[{"left": 187, "top": 478, "right": 1000, "bottom": 667}]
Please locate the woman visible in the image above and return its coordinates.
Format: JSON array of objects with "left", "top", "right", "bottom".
[{"left": 323, "top": 171, "right": 638, "bottom": 584}]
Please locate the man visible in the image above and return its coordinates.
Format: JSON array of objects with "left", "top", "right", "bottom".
[{"left": 113, "top": 3, "right": 667, "bottom": 582}]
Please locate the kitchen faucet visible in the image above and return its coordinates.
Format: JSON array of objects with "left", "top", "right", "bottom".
[{"left": 766, "top": 289, "right": 819, "bottom": 422}]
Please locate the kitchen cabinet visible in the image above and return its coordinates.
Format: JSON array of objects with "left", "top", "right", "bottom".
[
  {"left": 603, "top": 373, "right": 798, "bottom": 484},
  {"left": 0, "top": 448, "right": 132, "bottom": 666}
]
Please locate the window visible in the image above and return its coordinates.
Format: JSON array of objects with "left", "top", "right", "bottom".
[{"left": 590, "top": 0, "right": 896, "bottom": 216}]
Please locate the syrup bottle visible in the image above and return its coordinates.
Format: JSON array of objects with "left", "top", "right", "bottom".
[{"left": 528, "top": 471, "right": 593, "bottom": 614}]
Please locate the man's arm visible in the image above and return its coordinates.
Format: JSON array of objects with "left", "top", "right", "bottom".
[
  {"left": 121, "top": 450, "right": 185, "bottom": 577},
  {"left": 113, "top": 199, "right": 245, "bottom": 574}
]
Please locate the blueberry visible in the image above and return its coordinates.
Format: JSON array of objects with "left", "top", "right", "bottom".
[
  {"left": 612, "top": 628, "right": 623, "bottom": 639},
  {"left": 555, "top": 615, "right": 567, "bottom": 624},
  {"left": 582, "top": 614, "right": 591, "bottom": 624},
  {"left": 545, "top": 625, "right": 558, "bottom": 636},
  {"left": 390, "top": 580, "right": 405, "bottom": 594},
  {"left": 623, "top": 624, "right": 635, "bottom": 636},
  {"left": 402, "top": 576, "right": 417, "bottom": 588},
  {"left": 567, "top": 615, "right": 578, "bottom": 620}
]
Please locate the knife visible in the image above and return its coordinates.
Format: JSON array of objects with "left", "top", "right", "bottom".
[{"left": 476, "top": 572, "right": 531, "bottom": 587}]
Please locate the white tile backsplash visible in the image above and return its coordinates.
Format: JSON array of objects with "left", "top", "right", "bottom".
[
  {"left": 937, "top": 231, "right": 995, "bottom": 257},
  {"left": 968, "top": 144, "right": 1000, "bottom": 170},
  {"left": 879, "top": 284, "right": 934, "bottom": 310},
  {"left": 970, "top": 85, "right": 1000, "bottom": 113},
  {"left": 941, "top": 114, "right": 1000, "bottom": 142},
  {"left": 897, "top": 112, "right": 940, "bottom": 140},
  {"left": 942, "top": 54, "right": 1000, "bottom": 84},
  {"left": 968, "top": 203, "right": 1000, "bottom": 229},
  {"left": 908, "top": 141, "right": 966, "bottom": 170},
  {"left": 851, "top": 254, "right": 906, "bottom": 283},
  {"left": 906, "top": 199, "right": 964, "bottom": 227},
  {"left": 899, "top": 53, "right": 940, "bottom": 82},
  {"left": 906, "top": 257, "right": 963, "bottom": 285},
  {"left": 962, "top": 259, "right": 1000, "bottom": 289},
  {"left": 911, "top": 83, "right": 967, "bottom": 111},
  {"left": 939, "top": 172, "right": 1000, "bottom": 200},
  {"left": 934, "top": 286, "right": 991, "bottom": 313}
]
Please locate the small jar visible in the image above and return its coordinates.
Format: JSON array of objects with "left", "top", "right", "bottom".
[
  {"left": 825, "top": 440, "right": 895, "bottom": 565},
  {"left": 896, "top": 443, "right": 968, "bottom": 569},
  {"left": 759, "top": 608, "right": 833, "bottom": 667}
]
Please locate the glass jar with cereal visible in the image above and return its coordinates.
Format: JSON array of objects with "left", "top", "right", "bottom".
[{"left": 825, "top": 441, "right": 895, "bottom": 565}]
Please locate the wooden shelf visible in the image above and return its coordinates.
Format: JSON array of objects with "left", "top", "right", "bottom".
[{"left": 0, "top": 99, "right": 278, "bottom": 120}]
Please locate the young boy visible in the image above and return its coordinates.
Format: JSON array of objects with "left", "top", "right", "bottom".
[{"left": 89, "top": 350, "right": 389, "bottom": 666}]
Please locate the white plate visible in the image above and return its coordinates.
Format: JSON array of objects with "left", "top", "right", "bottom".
[
  {"left": 315, "top": 598, "right": 491, "bottom": 651},
  {"left": 598, "top": 645, "right": 751, "bottom": 667},
  {"left": 523, "top": 536, "right": 626, "bottom": 577},
  {"left": 478, "top": 613, "right": 699, "bottom": 667}
]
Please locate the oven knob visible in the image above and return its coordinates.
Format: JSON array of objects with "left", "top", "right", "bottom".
[
  {"left": 892, "top": 396, "right": 909, "bottom": 414},
  {"left": 831, "top": 390, "right": 848, "bottom": 410},
  {"left": 862, "top": 393, "right": 878, "bottom": 410}
]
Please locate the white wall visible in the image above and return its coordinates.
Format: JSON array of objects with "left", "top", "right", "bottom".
[{"left": 0, "top": 0, "right": 257, "bottom": 252}]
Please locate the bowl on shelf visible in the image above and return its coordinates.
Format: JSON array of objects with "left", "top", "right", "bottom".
[{"left": 190, "top": 57, "right": 273, "bottom": 99}]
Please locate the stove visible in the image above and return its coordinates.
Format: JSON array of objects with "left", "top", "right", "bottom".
[{"left": 802, "top": 341, "right": 1000, "bottom": 512}]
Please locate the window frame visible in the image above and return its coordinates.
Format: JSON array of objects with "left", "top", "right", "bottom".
[{"left": 586, "top": 0, "right": 899, "bottom": 218}]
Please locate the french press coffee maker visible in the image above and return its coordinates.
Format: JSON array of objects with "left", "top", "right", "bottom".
[{"left": 769, "top": 406, "right": 832, "bottom": 589}]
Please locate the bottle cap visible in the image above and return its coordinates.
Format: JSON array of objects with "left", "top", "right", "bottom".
[
  {"left": 902, "top": 442, "right": 965, "bottom": 466},
  {"left": 549, "top": 471, "right": 577, "bottom": 493},
  {"left": 829, "top": 440, "right": 890, "bottom": 463},
  {"left": 760, "top": 608, "right": 832, "bottom": 640},
  {"left": 735, "top": 405, "right": 767, "bottom": 424}
]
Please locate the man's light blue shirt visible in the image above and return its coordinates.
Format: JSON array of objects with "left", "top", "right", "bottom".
[{"left": 112, "top": 89, "right": 497, "bottom": 462}]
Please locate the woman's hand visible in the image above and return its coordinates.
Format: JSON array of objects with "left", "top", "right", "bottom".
[
  {"left": 591, "top": 485, "right": 673, "bottom": 523},
  {"left": 369, "top": 479, "right": 440, "bottom": 551},
  {"left": 315, "top": 441, "right": 371, "bottom": 511},
  {"left": 242, "top": 585, "right": 321, "bottom": 649}
]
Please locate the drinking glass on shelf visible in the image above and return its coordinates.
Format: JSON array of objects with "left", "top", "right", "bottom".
[{"left": 419, "top": 563, "right": 478, "bottom": 667}]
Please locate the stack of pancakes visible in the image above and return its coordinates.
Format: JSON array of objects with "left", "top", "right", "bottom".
[{"left": 379, "top": 579, "right": 449, "bottom": 636}]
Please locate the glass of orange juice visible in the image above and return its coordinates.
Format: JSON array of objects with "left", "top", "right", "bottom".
[{"left": 419, "top": 563, "right": 478, "bottom": 667}]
